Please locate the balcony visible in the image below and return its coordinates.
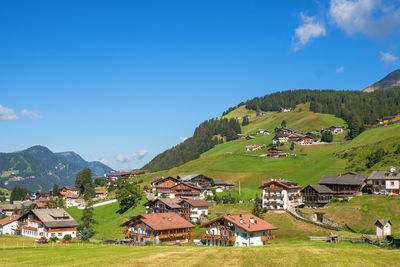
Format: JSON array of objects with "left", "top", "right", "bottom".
[
  {"left": 158, "top": 231, "right": 193, "bottom": 239},
  {"left": 123, "top": 231, "right": 154, "bottom": 239},
  {"left": 261, "top": 235, "right": 276, "bottom": 241},
  {"left": 202, "top": 233, "right": 236, "bottom": 242}
]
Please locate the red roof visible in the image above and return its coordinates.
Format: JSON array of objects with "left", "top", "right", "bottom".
[
  {"left": 0, "top": 214, "right": 20, "bottom": 226},
  {"left": 202, "top": 214, "right": 278, "bottom": 232},
  {"left": 38, "top": 197, "right": 49, "bottom": 202},
  {"left": 35, "top": 202, "right": 46, "bottom": 209},
  {"left": 122, "top": 213, "right": 194, "bottom": 231}
]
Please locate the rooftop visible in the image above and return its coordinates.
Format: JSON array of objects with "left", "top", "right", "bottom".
[
  {"left": 121, "top": 213, "right": 194, "bottom": 230},
  {"left": 202, "top": 214, "right": 278, "bottom": 232},
  {"left": 319, "top": 172, "right": 367, "bottom": 186}
]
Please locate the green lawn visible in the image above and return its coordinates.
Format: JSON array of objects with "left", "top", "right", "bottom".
[
  {"left": 1, "top": 236, "right": 399, "bottom": 266},
  {"left": 66, "top": 199, "right": 146, "bottom": 240}
]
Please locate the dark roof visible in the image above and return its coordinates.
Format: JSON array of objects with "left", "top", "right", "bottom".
[
  {"left": 21, "top": 209, "right": 79, "bottom": 228},
  {"left": 368, "top": 170, "right": 400, "bottom": 180},
  {"left": 375, "top": 219, "right": 392, "bottom": 227},
  {"left": 303, "top": 185, "right": 334, "bottom": 194},
  {"left": 144, "top": 198, "right": 182, "bottom": 209},
  {"left": 319, "top": 172, "right": 367, "bottom": 186},
  {"left": 213, "top": 179, "right": 235, "bottom": 186}
]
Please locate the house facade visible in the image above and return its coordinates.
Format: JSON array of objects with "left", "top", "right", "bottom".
[
  {"left": 201, "top": 214, "right": 278, "bottom": 246},
  {"left": 121, "top": 213, "right": 194, "bottom": 245},
  {"left": 368, "top": 167, "right": 400, "bottom": 195},
  {"left": 144, "top": 198, "right": 182, "bottom": 215},
  {"left": 301, "top": 185, "right": 334, "bottom": 207},
  {"left": 178, "top": 199, "right": 212, "bottom": 222},
  {"left": 319, "top": 172, "right": 367, "bottom": 197},
  {"left": 17, "top": 209, "right": 79, "bottom": 239},
  {"left": 260, "top": 180, "right": 302, "bottom": 211},
  {"left": 0, "top": 215, "right": 20, "bottom": 235}
]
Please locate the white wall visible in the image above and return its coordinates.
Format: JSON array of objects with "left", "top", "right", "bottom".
[{"left": 0, "top": 221, "right": 18, "bottom": 235}]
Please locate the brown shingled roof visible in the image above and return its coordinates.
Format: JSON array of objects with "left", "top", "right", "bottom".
[
  {"left": 179, "top": 199, "right": 213, "bottom": 207},
  {"left": 202, "top": 214, "right": 278, "bottom": 232},
  {"left": 121, "top": 213, "right": 194, "bottom": 231}
]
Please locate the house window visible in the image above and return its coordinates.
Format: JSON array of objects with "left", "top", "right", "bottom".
[
  {"left": 391, "top": 182, "right": 395, "bottom": 186},
  {"left": 58, "top": 233, "right": 62, "bottom": 237},
  {"left": 241, "top": 233, "right": 247, "bottom": 238},
  {"left": 249, "top": 233, "right": 254, "bottom": 238},
  {"left": 51, "top": 233, "right": 55, "bottom": 237}
]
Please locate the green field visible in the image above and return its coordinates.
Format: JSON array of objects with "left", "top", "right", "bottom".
[
  {"left": 1, "top": 235, "right": 399, "bottom": 266},
  {"left": 301, "top": 195, "right": 400, "bottom": 235}
]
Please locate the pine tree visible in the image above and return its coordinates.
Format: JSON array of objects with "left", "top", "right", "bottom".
[
  {"left": 252, "top": 194, "right": 262, "bottom": 217},
  {"left": 80, "top": 227, "right": 90, "bottom": 241},
  {"left": 81, "top": 200, "right": 98, "bottom": 237}
]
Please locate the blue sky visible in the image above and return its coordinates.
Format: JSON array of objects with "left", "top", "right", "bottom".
[{"left": 1, "top": 0, "right": 399, "bottom": 170}]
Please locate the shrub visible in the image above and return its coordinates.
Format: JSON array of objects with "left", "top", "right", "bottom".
[
  {"left": 63, "top": 234, "right": 72, "bottom": 241},
  {"left": 49, "top": 236, "right": 59, "bottom": 243},
  {"left": 145, "top": 241, "right": 153, "bottom": 246}
]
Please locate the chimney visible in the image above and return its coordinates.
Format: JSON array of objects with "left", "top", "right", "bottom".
[
  {"left": 240, "top": 218, "right": 243, "bottom": 224},
  {"left": 168, "top": 216, "right": 172, "bottom": 221},
  {"left": 250, "top": 217, "right": 254, "bottom": 224},
  {"left": 390, "top": 167, "right": 396, "bottom": 173}
]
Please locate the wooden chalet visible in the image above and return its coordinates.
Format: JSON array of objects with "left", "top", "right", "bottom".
[
  {"left": 144, "top": 198, "right": 182, "bottom": 214},
  {"left": 106, "top": 170, "right": 148, "bottom": 186},
  {"left": 318, "top": 172, "right": 367, "bottom": 197},
  {"left": 17, "top": 209, "right": 79, "bottom": 239},
  {"left": 179, "top": 174, "right": 213, "bottom": 190},
  {"left": 59, "top": 186, "right": 79, "bottom": 198},
  {"left": 267, "top": 147, "right": 283, "bottom": 156},
  {"left": 201, "top": 214, "right": 278, "bottom": 246},
  {"left": 169, "top": 182, "right": 201, "bottom": 199},
  {"left": 213, "top": 179, "right": 235, "bottom": 191},
  {"left": 301, "top": 185, "right": 334, "bottom": 207},
  {"left": 121, "top": 213, "right": 194, "bottom": 245}
]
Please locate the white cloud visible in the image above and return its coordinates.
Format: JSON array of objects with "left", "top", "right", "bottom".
[
  {"left": 329, "top": 0, "right": 400, "bottom": 37},
  {"left": 179, "top": 136, "right": 188, "bottom": 143},
  {"left": 0, "top": 105, "right": 18, "bottom": 121},
  {"left": 380, "top": 51, "right": 398, "bottom": 64},
  {"left": 292, "top": 13, "right": 327, "bottom": 51},
  {"left": 116, "top": 150, "right": 148, "bottom": 163},
  {"left": 336, "top": 66, "right": 345, "bottom": 73},
  {"left": 20, "top": 109, "right": 41, "bottom": 119}
]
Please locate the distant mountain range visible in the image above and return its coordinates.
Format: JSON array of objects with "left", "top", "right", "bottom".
[
  {"left": 0, "top": 145, "right": 114, "bottom": 192},
  {"left": 363, "top": 69, "right": 400, "bottom": 92}
]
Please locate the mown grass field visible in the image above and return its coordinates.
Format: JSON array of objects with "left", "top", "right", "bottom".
[
  {"left": 301, "top": 195, "right": 400, "bottom": 235},
  {"left": 1, "top": 235, "right": 400, "bottom": 266}
]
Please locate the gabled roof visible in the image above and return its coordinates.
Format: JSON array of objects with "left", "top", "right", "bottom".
[
  {"left": 179, "top": 199, "right": 213, "bottom": 207},
  {"left": 260, "top": 180, "right": 302, "bottom": 190},
  {"left": 302, "top": 185, "right": 334, "bottom": 194},
  {"left": 20, "top": 209, "right": 79, "bottom": 228},
  {"left": 368, "top": 170, "right": 400, "bottom": 180},
  {"left": 61, "top": 186, "right": 79, "bottom": 191},
  {"left": 0, "top": 214, "right": 20, "bottom": 226},
  {"left": 201, "top": 214, "right": 278, "bottom": 232},
  {"left": 213, "top": 179, "right": 235, "bottom": 186},
  {"left": 153, "top": 176, "right": 180, "bottom": 186},
  {"left": 319, "top": 172, "right": 367, "bottom": 186},
  {"left": 170, "top": 182, "right": 201, "bottom": 191},
  {"left": 375, "top": 219, "right": 392, "bottom": 227},
  {"left": 144, "top": 198, "right": 182, "bottom": 209},
  {"left": 121, "top": 213, "right": 194, "bottom": 230}
]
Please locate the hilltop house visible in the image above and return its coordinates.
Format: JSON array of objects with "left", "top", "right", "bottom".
[
  {"left": 260, "top": 179, "right": 302, "bottom": 211},
  {"left": 201, "top": 214, "right": 278, "bottom": 246},
  {"left": 278, "top": 107, "right": 291, "bottom": 112},
  {"left": 121, "top": 213, "right": 195, "bottom": 245},
  {"left": 301, "top": 185, "right": 334, "bottom": 207},
  {"left": 246, "top": 145, "right": 266, "bottom": 152},
  {"left": 169, "top": 182, "right": 202, "bottom": 199},
  {"left": 296, "top": 136, "right": 316, "bottom": 145},
  {"left": 321, "top": 126, "right": 344, "bottom": 135},
  {"left": 213, "top": 179, "right": 235, "bottom": 192},
  {"left": 318, "top": 172, "right": 367, "bottom": 197},
  {"left": 0, "top": 214, "right": 20, "bottom": 235},
  {"left": 17, "top": 209, "right": 79, "bottom": 239},
  {"left": 368, "top": 167, "right": 400, "bottom": 195},
  {"left": 257, "top": 129, "right": 271, "bottom": 135},
  {"left": 375, "top": 220, "right": 392, "bottom": 238},
  {"left": 106, "top": 170, "right": 148, "bottom": 186},
  {"left": 272, "top": 134, "right": 288, "bottom": 144},
  {"left": 151, "top": 176, "right": 181, "bottom": 197},
  {"left": 179, "top": 174, "right": 213, "bottom": 191}
]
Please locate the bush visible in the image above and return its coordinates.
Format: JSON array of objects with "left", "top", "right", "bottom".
[
  {"left": 145, "top": 241, "right": 153, "bottom": 246},
  {"left": 63, "top": 235, "right": 72, "bottom": 241},
  {"left": 49, "top": 237, "right": 59, "bottom": 243}
]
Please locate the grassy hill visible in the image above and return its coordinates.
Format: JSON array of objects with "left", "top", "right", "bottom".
[{"left": 138, "top": 104, "right": 400, "bottom": 194}]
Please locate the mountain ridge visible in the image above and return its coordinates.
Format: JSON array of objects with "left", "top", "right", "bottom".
[{"left": 363, "top": 69, "right": 400, "bottom": 92}]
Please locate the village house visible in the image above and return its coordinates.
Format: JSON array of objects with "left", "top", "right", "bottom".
[
  {"left": 237, "top": 133, "right": 245, "bottom": 139},
  {"left": 246, "top": 144, "right": 266, "bottom": 152},
  {"left": 59, "top": 186, "right": 80, "bottom": 199},
  {"left": 151, "top": 176, "right": 181, "bottom": 197},
  {"left": 178, "top": 199, "right": 212, "bottom": 222},
  {"left": 201, "top": 214, "right": 278, "bottom": 246},
  {"left": 278, "top": 107, "right": 291, "bottom": 113},
  {"left": 272, "top": 134, "right": 289, "bottom": 144},
  {"left": 375, "top": 219, "right": 392, "bottom": 238},
  {"left": 296, "top": 136, "right": 316, "bottom": 145},
  {"left": 0, "top": 214, "right": 20, "bottom": 235},
  {"left": 36, "top": 191, "right": 51, "bottom": 199},
  {"left": 145, "top": 198, "right": 182, "bottom": 215},
  {"left": 169, "top": 182, "right": 202, "bottom": 199},
  {"left": 0, "top": 200, "right": 35, "bottom": 216},
  {"left": 121, "top": 213, "right": 194, "bottom": 245},
  {"left": 245, "top": 135, "right": 255, "bottom": 140},
  {"left": 301, "top": 185, "right": 334, "bottom": 207},
  {"left": 65, "top": 196, "right": 85, "bottom": 208},
  {"left": 318, "top": 172, "right": 367, "bottom": 197},
  {"left": 368, "top": 167, "right": 400, "bottom": 195},
  {"left": 260, "top": 179, "right": 302, "bottom": 211},
  {"left": 95, "top": 187, "right": 107, "bottom": 198},
  {"left": 178, "top": 174, "right": 213, "bottom": 190},
  {"left": 17, "top": 208, "right": 79, "bottom": 239},
  {"left": 213, "top": 179, "right": 235, "bottom": 192},
  {"left": 376, "top": 115, "right": 397, "bottom": 125},
  {"left": 321, "top": 126, "right": 344, "bottom": 135}
]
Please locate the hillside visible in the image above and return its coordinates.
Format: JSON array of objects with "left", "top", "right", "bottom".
[
  {"left": 138, "top": 105, "right": 400, "bottom": 194},
  {"left": 363, "top": 69, "right": 400, "bottom": 92},
  {"left": 0, "top": 145, "right": 115, "bottom": 192}
]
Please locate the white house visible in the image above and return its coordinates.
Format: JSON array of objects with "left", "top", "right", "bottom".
[
  {"left": 65, "top": 196, "right": 85, "bottom": 208},
  {"left": 368, "top": 167, "right": 400, "bottom": 195},
  {"left": 260, "top": 179, "right": 302, "bottom": 211},
  {"left": 201, "top": 214, "right": 278, "bottom": 246},
  {"left": 375, "top": 219, "right": 392, "bottom": 238},
  {"left": 18, "top": 209, "right": 79, "bottom": 239},
  {"left": 0, "top": 214, "right": 20, "bottom": 235},
  {"left": 178, "top": 199, "right": 212, "bottom": 222}
]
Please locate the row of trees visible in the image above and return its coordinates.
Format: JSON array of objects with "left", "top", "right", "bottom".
[
  {"left": 143, "top": 118, "right": 242, "bottom": 172},
  {"left": 243, "top": 88, "right": 400, "bottom": 139}
]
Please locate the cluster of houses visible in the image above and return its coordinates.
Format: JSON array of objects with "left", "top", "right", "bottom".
[
  {"left": 106, "top": 170, "right": 149, "bottom": 186},
  {"left": 272, "top": 127, "right": 317, "bottom": 145},
  {"left": 246, "top": 144, "right": 266, "bottom": 152},
  {"left": 320, "top": 126, "right": 344, "bottom": 135},
  {"left": 151, "top": 174, "right": 234, "bottom": 198}
]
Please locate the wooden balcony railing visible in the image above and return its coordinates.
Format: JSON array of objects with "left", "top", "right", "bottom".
[
  {"left": 202, "top": 233, "right": 236, "bottom": 242},
  {"left": 158, "top": 231, "right": 193, "bottom": 239},
  {"left": 43, "top": 227, "right": 77, "bottom": 232},
  {"left": 218, "top": 225, "right": 234, "bottom": 231},
  {"left": 123, "top": 230, "right": 154, "bottom": 239},
  {"left": 261, "top": 235, "right": 276, "bottom": 241}
]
